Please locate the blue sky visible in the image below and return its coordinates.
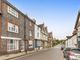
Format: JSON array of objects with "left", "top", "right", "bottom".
[{"left": 8, "top": 0, "right": 80, "bottom": 39}]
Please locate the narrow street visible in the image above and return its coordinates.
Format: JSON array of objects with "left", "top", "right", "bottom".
[{"left": 11, "top": 45, "right": 64, "bottom": 60}]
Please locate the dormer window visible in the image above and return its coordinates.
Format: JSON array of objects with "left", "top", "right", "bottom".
[{"left": 7, "top": 6, "right": 18, "bottom": 18}]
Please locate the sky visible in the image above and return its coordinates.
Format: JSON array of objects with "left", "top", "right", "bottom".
[{"left": 8, "top": 0, "right": 80, "bottom": 39}]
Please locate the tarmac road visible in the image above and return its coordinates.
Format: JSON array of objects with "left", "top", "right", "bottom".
[{"left": 11, "top": 45, "right": 64, "bottom": 60}]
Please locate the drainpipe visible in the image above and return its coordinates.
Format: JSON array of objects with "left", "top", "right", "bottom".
[
  {"left": 0, "top": 0, "right": 2, "bottom": 53},
  {"left": 24, "top": 17, "right": 27, "bottom": 53}
]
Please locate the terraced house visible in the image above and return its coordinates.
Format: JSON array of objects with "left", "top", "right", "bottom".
[
  {"left": 24, "top": 15, "right": 36, "bottom": 51},
  {"left": 38, "top": 24, "right": 48, "bottom": 48},
  {"left": 0, "top": 0, "right": 25, "bottom": 54},
  {"left": 34, "top": 23, "right": 42, "bottom": 50},
  {"left": 65, "top": 11, "right": 80, "bottom": 48},
  {"left": 0, "top": 0, "right": 53, "bottom": 55},
  {"left": 74, "top": 11, "right": 80, "bottom": 48},
  {"left": 48, "top": 32, "right": 53, "bottom": 48},
  {"left": 27, "top": 18, "right": 35, "bottom": 51}
]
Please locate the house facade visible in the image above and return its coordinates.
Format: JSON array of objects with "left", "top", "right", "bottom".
[
  {"left": 74, "top": 11, "right": 80, "bottom": 48},
  {"left": 24, "top": 15, "right": 36, "bottom": 51},
  {"left": 66, "top": 35, "right": 77, "bottom": 48},
  {"left": 34, "top": 24, "right": 42, "bottom": 50},
  {"left": 39, "top": 24, "right": 48, "bottom": 48},
  {"left": 0, "top": 0, "right": 54, "bottom": 55},
  {"left": 48, "top": 32, "right": 53, "bottom": 48},
  {"left": 65, "top": 11, "right": 80, "bottom": 48},
  {"left": 43, "top": 27, "right": 48, "bottom": 48},
  {"left": 27, "top": 18, "right": 35, "bottom": 51},
  {"left": 0, "top": 0, "right": 25, "bottom": 54}
]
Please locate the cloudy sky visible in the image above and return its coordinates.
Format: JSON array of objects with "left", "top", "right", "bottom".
[{"left": 8, "top": 0, "right": 80, "bottom": 39}]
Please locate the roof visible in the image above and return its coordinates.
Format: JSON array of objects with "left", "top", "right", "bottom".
[
  {"left": 38, "top": 24, "right": 44, "bottom": 29},
  {"left": 3, "top": 0, "right": 36, "bottom": 23},
  {"left": 48, "top": 32, "right": 52, "bottom": 35},
  {"left": 48, "top": 32, "right": 53, "bottom": 38},
  {"left": 72, "top": 29, "right": 77, "bottom": 36},
  {"left": 3, "top": 0, "right": 25, "bottom": 16},
  {"left": 74, "top": 11, "right": 80, "bottom": 29},
  {"left": 66, "top": 36, "right": 72, "bottom": 39},
  {"left": 44, "top": 26, "right": 48, "bottom": 32}
]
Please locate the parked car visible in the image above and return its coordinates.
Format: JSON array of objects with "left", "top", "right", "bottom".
[
  {"left": 63, "top": 48, "right": 71, "bottom": 58},
  {"left": 63, "top": 48, "right": 80, "bottom": 60},
  {"left": 61, "top": 45, "right": 65, "bottom": 50}
]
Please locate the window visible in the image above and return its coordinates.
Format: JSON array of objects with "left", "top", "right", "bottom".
[
  {"left": 29, "top": 22, "right": 32, "bottom": 26},
  {"left": 78, "top": 31, "right": 80, "bottom": 36},
  {"left": 7, "top": 6, "right": 18, "bottom": 18},
  {"left": 15, "top": 25, "right": 19, "bottom": 33},
  {"left": 29, "top": 41, "right": 33, "bottom": 48},
  {"left": 37, "top": 32, "right": 39, "bottom": 37},
  {"left": 79, "top": 17, "right": 80, "bottom": 22},
  {"left": 37, "top": 27, "right": 39, "bottom": 30},
  {"left": 8, "top": 22, "right": 14, "bottom": 32},
  {"left": 10, "top": 40, "right": 14, "bottom": 50},
  {"left": 10, "top": 40, "right": 13, "bottom": 44},
  {"left": 29, "top": 31, "right": 32, "bottom": 36},
  {"left": 7, "top": 40, "right": 19, "bottom": 51},
  {"left": 8, "top": 22, "right": 19, "bottom": 33}
]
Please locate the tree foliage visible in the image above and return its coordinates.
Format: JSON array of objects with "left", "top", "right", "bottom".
[{"left": 52, "top": 39, "right": 66, "bottom": 47}]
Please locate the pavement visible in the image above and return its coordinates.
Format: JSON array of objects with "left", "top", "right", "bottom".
[
  {"left": 0, "top": 48, "right": 49, "bottom": 60},
  {"left": 9, "top": 45, "right": 65, "bottom": 60}
]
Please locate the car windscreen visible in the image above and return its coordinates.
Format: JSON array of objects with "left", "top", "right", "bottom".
[
  {"left": 64, "top": 48, "right": 71, "bottom": 51},
  {"left": 71, "top": 49, "right": 80, "bottom": 53}
]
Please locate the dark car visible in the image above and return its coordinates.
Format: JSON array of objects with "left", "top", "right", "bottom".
[{"left": 61, "top": 45, "right": 65, "bottom": 50}]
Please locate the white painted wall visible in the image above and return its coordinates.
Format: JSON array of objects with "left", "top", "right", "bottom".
[
  {"left": 65, "top": 35, "right": 77, "bottom": 48},
  {"left": 35, "top": 25, "right": 40, "bottom": 39}
]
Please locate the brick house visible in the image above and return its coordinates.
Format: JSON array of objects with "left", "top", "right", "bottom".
[
  {"left": 24, "top": 15, "right": 35, "bottom": 51},
  {"left": 0, "top": 0, "right": 53, "bottom": 55},
  {"left": 0, "top": 0, "right": 25, "bottom": 55},
  {"left": 26, "top": 18, "right": 35, "bottom": 51}
]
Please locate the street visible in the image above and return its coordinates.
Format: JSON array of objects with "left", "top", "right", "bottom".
[{"left": 11, "top": 45, "right": 64, "bottom": 60}]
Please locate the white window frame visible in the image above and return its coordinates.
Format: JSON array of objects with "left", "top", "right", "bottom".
[
  {"left": 7, "top": 40, "right": 19, "bottom": 51},
  {"left": 79, "top": 17, "right": 80, "bottom": 22},
  {"left": 29, "top": 31, "right": 32, "bottom": 36},
  {"left": 7, "top": 6, "right": 18, "bottom": 18},
  {"left": 8, "top": 22, "right": 19, "bottom": 33},
  {"left": 15, "top": 25, "right": 19, "bottom": 33}
]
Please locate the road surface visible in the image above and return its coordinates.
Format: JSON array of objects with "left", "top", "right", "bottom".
[{"left": 11, "top": 45, "right": 64, "bottom": 60}]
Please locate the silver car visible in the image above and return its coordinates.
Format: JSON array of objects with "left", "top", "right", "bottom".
[{"left": 63, "top": 48, "right": 80, "bottom": 60}]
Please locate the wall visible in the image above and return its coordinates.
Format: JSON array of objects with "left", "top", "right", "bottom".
[
  {"left": 65, "top": 35, "right": 77, "bottom": 48},
  {"left": 35, "top": 24, "right": 40, "bottom": 39}
]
